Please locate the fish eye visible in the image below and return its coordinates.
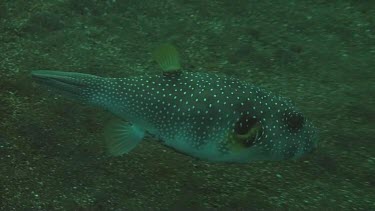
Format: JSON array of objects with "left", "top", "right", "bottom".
[
  {"left": 235, "top": 115, "right": 258, "bottom": 135},
  {"left": 234, "top": 115, "right": 262, "bottom": 148},
  {"left": 284, "top": 111, "right": 305, "bottom": 132}
]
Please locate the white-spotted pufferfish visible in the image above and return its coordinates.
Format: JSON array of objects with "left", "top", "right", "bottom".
[{"left": 31, "top": 44, "right": 317, "bottom": 163}]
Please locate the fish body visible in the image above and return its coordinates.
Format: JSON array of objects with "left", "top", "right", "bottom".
[{"left": 32, "top": 69, "right": 317, "bottom": 163}]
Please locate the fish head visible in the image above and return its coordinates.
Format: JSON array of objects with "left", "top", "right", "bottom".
[
  {"left": 273, "top": 108, "right": 317, "bottom": 159},
  {"left": 228, "top": 99, "right": 318, "bottom": 161}
]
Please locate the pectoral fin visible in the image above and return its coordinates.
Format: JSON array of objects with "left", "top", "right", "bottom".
[{"left": 104, "top": 119, "right": 145, "bottom": 156}]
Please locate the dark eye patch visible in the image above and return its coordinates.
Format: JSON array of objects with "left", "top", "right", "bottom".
[
  {"left": 234, "top": 114, "right": 261, "bottom": 148},
  {"left": 235, "top": 114, "right": 258, "bottom": 135},
  {"left": 284, "top": 111, "right": 305, "bottom": 132}
]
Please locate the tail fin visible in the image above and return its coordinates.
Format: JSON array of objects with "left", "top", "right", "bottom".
[{"left": 31, "top": 70, "right": 104, "bottom": 103}]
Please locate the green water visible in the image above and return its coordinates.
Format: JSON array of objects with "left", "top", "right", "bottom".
[{"left": 0, "top": 0, "right": 374, "bottom": 210}]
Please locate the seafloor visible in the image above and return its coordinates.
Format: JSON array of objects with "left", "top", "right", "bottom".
[{"left": 0, "top": 0, "right": 374, "bottom": 210}]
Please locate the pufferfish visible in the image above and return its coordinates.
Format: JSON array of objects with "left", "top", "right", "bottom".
[{"left": 31, "top": 44, "right": 317, "bottom": 163}]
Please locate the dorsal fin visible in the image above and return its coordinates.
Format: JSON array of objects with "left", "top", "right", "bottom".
[{"left": 152, "top": 43, "right": 181, "bottom": 73}]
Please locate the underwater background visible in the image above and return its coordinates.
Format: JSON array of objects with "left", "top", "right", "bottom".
[{"left": 0, "top": 0, "right": 374, "bottom": 210}]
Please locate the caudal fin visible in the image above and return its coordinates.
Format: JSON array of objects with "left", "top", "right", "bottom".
[{"left": 31, "top": 70, "right": 104, "bottom": 102}]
